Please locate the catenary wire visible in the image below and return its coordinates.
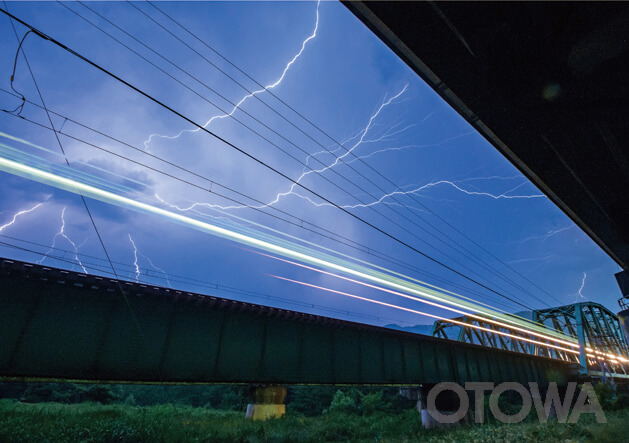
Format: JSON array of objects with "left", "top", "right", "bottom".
[
  {"left": 0, "top": 237, "right": 425, "bottom": 328},
  {"left": 53, "top": 2, "right": 547, "bottom": 310},
  {"left": 0, "top": 6, "right": 552, "bottom": 312},
  {"left": 72, "top": 0, "right": 551, "bottom": 309},
  {"left": 143, "top": 0, "right": 565, "bottom": 307},
  {"left": 0, "top": 101, "right": 516, "bottom": 311}
]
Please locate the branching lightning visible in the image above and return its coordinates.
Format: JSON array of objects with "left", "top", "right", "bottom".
[
  {"left": 517, "top": 226, "right": 574, "bottom": 245},
  {"left": 128, "top": 233, "right": 172, "bottom": 287},
  {"left": 155, "top": 84, "right": 412, "bottom": 212},
  {"left": 38, "top": 207, "right": 88, "bottom": 274},
  {"left": 285, "top": 176, "right": 545, "bottom": 210},
  {"left": 345, "top": 131, "right": 474, "bottom": 164},
  {"left": 257, "top": 84, "right": 409, "bottom": 209},
  {"left": 0, "top": 202, "right": 44, "bottom": 232},
  {"left": 142, "top": 0, "right": 321, "bottom": 152},
  {"left": 4, "top": 140, "right": 629, "bottom": 362}
]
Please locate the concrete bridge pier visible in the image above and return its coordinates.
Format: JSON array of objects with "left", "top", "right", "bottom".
[
  {"left": 418, "top": 384, "right": 470, "bottom": 429},
  {"left": 245, "top": 386, "right": 286, "bottom": 421},
  {"left": 400, "top": 385, "right": 470, "bottom": 429}
]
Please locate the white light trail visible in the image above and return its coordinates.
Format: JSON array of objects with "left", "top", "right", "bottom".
[
  {"left": 4, "top": 145, "right": 628, "bottom": 364},
  {"left": 38, "top": 207, "right": 88, "bottom": 274},
  {"left": 261, "top": 252, "right": 579, "bottom": 348},
  {"left": 0, "top": 202, "right": 44, "bottom": 232},
  {"left": 142, "top": 0, "right": 321, "bottom": 152},
  {"left": 0, "top": 151, "right": 575, "bottom": 343},
  {"left": 271, "top": 274, "right": 580, "bottom": 355}
]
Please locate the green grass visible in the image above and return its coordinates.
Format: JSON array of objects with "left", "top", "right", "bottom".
[{"left": 1, "top": 399, "right": 627, "bottom": 442}]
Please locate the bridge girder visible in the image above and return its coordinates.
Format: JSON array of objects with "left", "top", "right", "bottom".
[
  {"left": 0, "top": 259, "right": 571, "bottom": 386},
  {"left": 433, "top": 302, "right": 629, "bottom": 382}
]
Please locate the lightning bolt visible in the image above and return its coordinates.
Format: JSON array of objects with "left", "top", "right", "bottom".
[
  {"left": 151, "top": 79, "right": 530, "bottom": 217},
  {"left": 507, "top": 255, "right": 554, "bottom": 265},
  {"left": 0, "top": 202, "right": 45, "bottom": 232},
  {"left": 128, "top": 233, "right": 140, "bottom": 282},
  {"left": 284, "top": 176, "right": 545, "bottom": 210},
  {"left": 152, "top": 85, "right": 412, "bottom": 214},
  {"left": 142, "top": 0, "right": 321, "bottom": 152},
  {"left": 575, "top": 272, "right": 587, "bottom": 302},
  {"left": 38, "top": 207, "right": 88, "bottom": 274},
  {"left": 345, "top": 131, "right": 475, "bottom": 164},
  {"left": 517, "top": 226, "right": 574, "bottom": 245},
  {"left": 128, "top": 233, "right": 172, "bottom": 287}
]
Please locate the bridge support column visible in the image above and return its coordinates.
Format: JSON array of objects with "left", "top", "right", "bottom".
[
  {"left": 245, "top": 386, "right": 286, "bottom": 421},
  {"left": 418, "top": 384, "right": 470, "bottom": 429}
]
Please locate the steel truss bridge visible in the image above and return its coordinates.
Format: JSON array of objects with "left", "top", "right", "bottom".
[
  {"left": 433, "top": 303, "right": 629, "bottom": 382},
  {"left": 2, "top": 258, "right": 628, "bottom": 387}
]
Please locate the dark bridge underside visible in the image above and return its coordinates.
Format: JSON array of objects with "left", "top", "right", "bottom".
[
  {"left": 345, "top": 1, "right": 629, "bottom": 270},
  {"left": 0, "top": 259, "right": 571, "bottom": 386}
]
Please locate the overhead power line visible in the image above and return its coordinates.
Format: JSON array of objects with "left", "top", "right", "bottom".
[
  {"left": 0, "top": 236, "right": 426, "bottom": 328},
  {"left": 59, "top": 0, "right": 527, "bottom": 304},
  {"left": 62, "top": 0, "right": 554, "bottom": 310},
  {"left": 141, "top": 0, "right": 565, "bottom": 307},
  {"left": 0, "top": 96, "right": 515, "bottom": 311},
  {"left": 0, "top": 6, "right": 549, "bottom": 312}
]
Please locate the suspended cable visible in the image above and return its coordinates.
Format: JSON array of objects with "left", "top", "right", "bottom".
[
  {"left": 143, "top": 0, "right": 565, "bottom": 307},
  {"left": 0, "top": 90, "right": 519, "bottom": 312},
  {"left": 0, "top": 6, "right": 552, "bottom": 313},
  {"left": 51, "top": 2, "right": 546, "bottom": 310}
]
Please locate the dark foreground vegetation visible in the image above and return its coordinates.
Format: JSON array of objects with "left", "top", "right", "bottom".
[{"left": 1, "top": 382, "right": 628, "bottom": 442}]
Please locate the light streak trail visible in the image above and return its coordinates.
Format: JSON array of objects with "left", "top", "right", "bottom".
[
  {"left": 142, "top": 0, "right": 320, "bottom": 151},
  {"left": 270, "top": 274, "right": 580, "bottom": 355},
  {"left": 259, "top": 252, "right": 579, "bottom": 348},
  {"left": 273, "top": 274, "right": 629, "bottom": 365},
  {"left": 0, "top": 150, "right": 573, "bottom": 342},
  {"left": 38, "top": 207, "right": 88, "bottom": 274},
  {"left": 3, "top": 134, "right": 613, "bottom": 352},
  {"left": 2, "top": 147, "right": 626, "bottom": 364},
  {"left": 0, "top": 202, "right": 44, "bottom": 232}
]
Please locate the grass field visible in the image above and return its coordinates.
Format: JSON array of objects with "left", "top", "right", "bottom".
[{"left": 1, "top": 399, "right": 628, "bottom": 442}]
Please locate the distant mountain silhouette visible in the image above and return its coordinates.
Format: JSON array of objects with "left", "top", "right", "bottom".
[{"left": 383, "top": 323, "right": 434, "bottom": 335}]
